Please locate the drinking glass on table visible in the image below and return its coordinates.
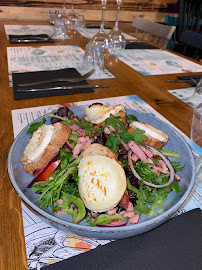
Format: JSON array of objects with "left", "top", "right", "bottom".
[
  {"left": 90, "top": 0, "right": 109, "bottom": 49},
  {"left": 54, "top": 17, "right": 67, "bottom": 39},
  {"left": 191, "top": 103, "right": 202, "bottom": 183},
  {"left": 83, "top": 43, "right": 105, "bottom": 75},
  {"left": 108, "top": 0, "right": 126, "bottom": 53}
]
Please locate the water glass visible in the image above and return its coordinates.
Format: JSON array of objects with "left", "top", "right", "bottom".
[
  {"left": 49, "top": 10, "right": 57, "bottom": 25},
  {"left": 83, "top": 43, "right": 104, "bottom": 75},
  {"left": 76, "top": 14, "right": 86, "bottom": 28},
  {"left": 54, "top": 18, "right": 67, "bottom": 38},
  {"left": 191, "top": 103, "right": 202, "bottom": 183}
]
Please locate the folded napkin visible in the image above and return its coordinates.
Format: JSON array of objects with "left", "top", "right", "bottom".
[
  {"left": 177, "top": 74, "right": 202, "bottom": 86},
  {"left": 85, "top": 24, "right": 112, "bottom": 29},
  {"left": 42, "top": 209, "right": 202, "bottom": 270},
  {"left": 9, "top": 34, "right": 54, "bottom": 44},
  {"left": 12, "top": 68, "right": 94, "bottom": 100},
  {"left": 125, "top": 41, "right": 158, "bottom": 50}
]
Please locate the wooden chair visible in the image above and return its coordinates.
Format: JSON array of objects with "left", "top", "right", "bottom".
[{"left": 132, "top": 17, "right": 176, "bottom": 48}]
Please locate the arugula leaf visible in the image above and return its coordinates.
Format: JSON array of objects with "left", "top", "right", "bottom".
[
  {"left": 159, "top": 149, "right": 182, "bottom": 159},
  {"left": 57, "top": 192, "right": 86, "bottom": 223},
  {"left": 27, "top": 118, "right": 45, "bottom": 134},
  {"left": 105, "top": 134, "right": 120, "bottom": 153},
  {"left": 171, "top": 161, "right": 184, "bottom": 173},
  {"left": 75, "top": 120, "right": 104, "bottom": 138},
  {"left": 126, "top": 114, "right": 138, "bottom": 123},
  {"left": 90, "top": 214, "right": 127, "bottom": 226},
  {"left": 105, "top": 115, "right": 126, "bottom": 132},
  {"left": 129, "top": 129, "right": 146, "bottom": 145}
]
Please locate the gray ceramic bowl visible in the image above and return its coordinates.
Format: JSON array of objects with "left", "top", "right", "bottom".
[{"left": 8, "top": 107, "right": 196, "bottom": 239}]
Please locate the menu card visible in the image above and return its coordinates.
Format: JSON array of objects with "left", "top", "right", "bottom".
[
  {"left": 113, "top": 49, "right": 202, "bottom": 75},
  {"left": 169, "top": 87, "right": 202, "bottom": 108},
  {"left": 6, "top": 45, "right": 114, "bottom": 86},
  {"left": 4, "top": 25, "right": 69, "bottom": 40},
  {"left": 11, "top": 95, "right": 202, "bottom": 270}
]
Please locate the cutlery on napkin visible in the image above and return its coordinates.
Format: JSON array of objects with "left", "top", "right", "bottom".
[
  {"left": 17, "top": 84, "right": 109, "bottom": 92},
  {"left": 41, "top": 209, "right": 202, "bottom": 270},
  {"left": 12, "top": 68, "right": 95, "bottom": 100},
  {"left": 9, "top": 34, "right": 54, "bottom": 44},
  {"left": 167, "top": 75, "right": 202, "bottom": 86},
  {"left": 125, "top": 41, "right": 158, "bottom": 50}
]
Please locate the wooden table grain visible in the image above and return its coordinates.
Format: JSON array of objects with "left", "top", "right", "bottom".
[{"left": 0, "top": 20, "right": 201, "bottom": 270}]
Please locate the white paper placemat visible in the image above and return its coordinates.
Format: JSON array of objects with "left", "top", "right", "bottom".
[
  {"left": 6, "top": 45, "right": 114, "bottom": 86},
  {"left": 169, "top": 87, "right": 202, "bottom": 108},
  {"left": 113, "top": 49, "right": 202, "bottom": 75}
]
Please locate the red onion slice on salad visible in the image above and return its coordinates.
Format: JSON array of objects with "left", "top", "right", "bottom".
[
  {"left": 97, "top": 220, "right": 128, "bottom": 227},
  {"left": 128, "top": 145, "right": 175, "bottom": 188},
  {"left": 27, "top": 152, "right": 60, "bottom": 188},
  {"left": 64, "top": 141, "right": 74, "bottom": 152}
]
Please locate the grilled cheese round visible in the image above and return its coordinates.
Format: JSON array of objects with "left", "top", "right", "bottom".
[
  {"left": 78, "top": 155, "right": 126, "bottom": 212},
  {"left": 83, "top": 104, "right": 126, "bottom": 125}
]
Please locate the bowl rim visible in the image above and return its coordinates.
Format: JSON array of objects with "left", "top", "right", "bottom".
[{"left": 8, "top": 106, "right": 196, "bottom": 233}]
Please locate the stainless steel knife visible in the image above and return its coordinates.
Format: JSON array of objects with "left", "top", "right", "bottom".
[
  {"left": 17, "top": 84, "right": 109, "bottom": 92},
  {"left": 167, "top": 79, "right": 194, "bottom": 83}
]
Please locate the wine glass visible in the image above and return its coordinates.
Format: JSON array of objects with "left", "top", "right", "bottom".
[
  {"left": 90, "top": 0, "right": 109, "bottom": 49},
  {"left": 68, "top": 0, "right": 78, "bottom": 28},
  {"left": 191, "top": 102, "right": 202, "bottom": 183},
  {"left": 108, "top": 0, "right": 126, "bottom": 53}
]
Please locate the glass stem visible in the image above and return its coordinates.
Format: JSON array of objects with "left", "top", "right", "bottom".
[
  {"left": 114, "top": 0, "right": 121, "bottom": 30},
  {"left": 63, "top": 0, "right": 66, "bottom": 11},
  {"left": 71, "top": 0, "right": 74, "bottom": 12},
  {"left": 100, "top": 1, "right": 106, "bottom": 32}
]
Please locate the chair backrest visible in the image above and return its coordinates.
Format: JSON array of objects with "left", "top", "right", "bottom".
[
  {"left": 179, "top": 0, "right": 202, "bottom": 36},
  {"left": 132, "top": 17, "right": 176, "bottom": 48}
]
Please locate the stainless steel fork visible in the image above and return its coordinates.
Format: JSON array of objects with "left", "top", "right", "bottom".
[{"left": 17, "top": 68, "right": 95, "bottom": 87}]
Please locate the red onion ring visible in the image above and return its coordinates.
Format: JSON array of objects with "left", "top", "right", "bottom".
[
  {"left": 27, "top": 152, "right": 60, "bottom": 188},
  {"left": 97, "top": 220, "right": 128, "bottom": 227},
  {"left": 128, "top": 145, "right": 175, "bottom": 188},
  {"left": 64, "top": 141, "right": 73, "bottom": 152}
]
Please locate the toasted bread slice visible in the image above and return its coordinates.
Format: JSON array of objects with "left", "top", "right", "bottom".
[
  {"left": 127, "top": 121, "right": 169, "bottom": 149},
  {"left": 23, "top": 122, "right": 71, "bottom": 175},
  {"left": 83, "top": 143, "right": 118, "bottom": 159},
  {"left": 83, "top": 104, "right": 126, "bottom": 126}
]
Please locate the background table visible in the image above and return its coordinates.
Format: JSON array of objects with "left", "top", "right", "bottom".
[{"left": 0, "top": 20, "right": 201, "bottom": 270}]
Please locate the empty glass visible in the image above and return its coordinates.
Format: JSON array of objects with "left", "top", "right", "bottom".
[
  {"left": 54, "top": 18, "right": 67, "bottom": 39},
  {"left": 83, "top": 43, "right": 104, "bottom": 75},
  {"left": 191, "top": 103, "right": 202, "bottom": 183},
  {"left": 76, "top": 14, "right": 86, "bottom": 28},
  {"left": 108, "top": 0, "right": 126, "bottom": 53},
  {"left": 90, "top": 0, "right": 109, "bottom": 48},
  {"left": 49, "top": 10, "right": 57, "bottom": 25}
]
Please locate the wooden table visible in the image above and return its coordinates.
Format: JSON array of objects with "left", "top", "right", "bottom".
[{"left": 0, "top": 20, "right": 201, "bottom": 270}]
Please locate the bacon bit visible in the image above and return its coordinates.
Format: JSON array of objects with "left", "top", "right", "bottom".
[
  {"left": 128, "top": 140, "right": 152, "bottom": 163},
  {"left": 57, "top": 199, "right": 64, "bottom": 205},
  {"left": 56, "top": 208, "right": 66, "bottom": 215},
  {"left": 126, "top": 201, "right": 134, "bottom": 212},
  {"left": 129, "top": 214, "right": 140, "bottom": 224},
  {"left": 106, "top": 208, "right": 117, "bottom": 215},
  {"left": 110, "top": 219, "right": 122, "bottom": 225},
  {"left": 131, "top": 153, "right": 139, "bottom": 162},
  {"left": 175, "top": 173, "right": 181, "bottom": 181}
]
